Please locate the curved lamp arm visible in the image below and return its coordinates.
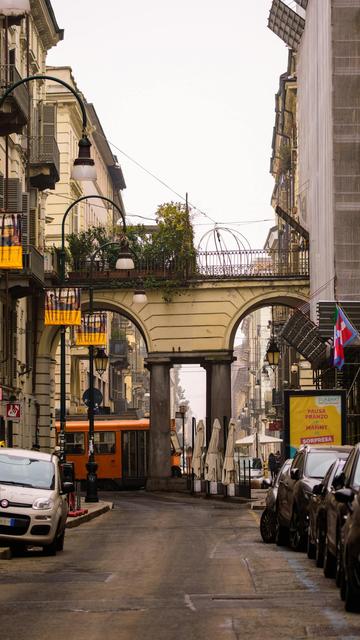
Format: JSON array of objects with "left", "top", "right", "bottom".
[
  {"left": 60, "top": 195, "right": 127, "bottom": 281},
  {"left": 0, "top": 74, "right": 88, "bottom": 133}
]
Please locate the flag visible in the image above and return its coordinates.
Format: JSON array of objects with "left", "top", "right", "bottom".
[
  {"left": 75, "top": 313, "right": 107, "bottom": 346},
  {"left": 0, "top": 214, "right": 22, "bottom": 269},
  {"left": 45, "top": 288, "right": 81, "bottom": 326},
  {"left": 333, "top": 305, "right": 358, "bottom": 369}
]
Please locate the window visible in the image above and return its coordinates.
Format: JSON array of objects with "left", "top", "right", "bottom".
[
  {"left": 94, "top": 431, "right": 115, "bottom": 454},
  {"left": 65, "top": 432, "right": 85, "bottom": 455},
  {"left": 305, "top": 451, "right": 338, "bottom": 479}
]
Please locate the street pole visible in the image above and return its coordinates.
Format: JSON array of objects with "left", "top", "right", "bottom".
[
  {"left": 182, "top": 413, "right": 185, "bottom": 474},
  {"left": 85, "top": 282, "right": 98, "bottom": 503}
]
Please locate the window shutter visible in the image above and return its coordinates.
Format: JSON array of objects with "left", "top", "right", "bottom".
[
  {"left": 22, "top": 192, "right": 30, "bottom": 246},
  {"left": 4, "top": 178, "right": 22, "bottom": 212},
  {"left": 41, "top": 103, "right": 56, "bottom": 139}
]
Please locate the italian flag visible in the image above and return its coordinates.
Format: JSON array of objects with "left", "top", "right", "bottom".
[{"left": 333, "top": 305, "right": 358, "bottom": 369}]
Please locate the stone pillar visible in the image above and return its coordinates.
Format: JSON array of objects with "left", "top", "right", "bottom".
[
  {"left": 145, "top": 358, "right": 171, "bottom": 489},
  {"left": 204, "top": 355, "right": 234, "bottom": 451},
  {"left": 35, "top": 355, "right": 56, "bottom": 451}
]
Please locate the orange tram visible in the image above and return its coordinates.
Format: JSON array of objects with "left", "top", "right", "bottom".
[{"left": 55, "top": 417, "right": 182, "bottom": 489}]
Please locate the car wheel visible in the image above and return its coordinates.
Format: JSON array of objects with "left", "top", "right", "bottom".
[
  {"left": 307, "top": 526, "right": 316, "bottom": 559},
  {"left": 56, "top": 530, "right": 65, "bottom": 552},
  {"left": 289, "top": 508, "right": 306, "bottom": 552},
  {"left": 275, "top": 517, "right": 289, "bottom": 546},
  {"left": 315, "top": 521, "right": 325, "bottom": 568},
  {"left": 260, "top": 508, "right": 277, "bottom": 543},
  {"left": 345, "top": 564, "right": 360, "bottom": 613},
  {"left": 323, "top": 537, "right": 336, "bottom": 578},
  {"left": 43, "top": 538, "right": 57, "bottom": 556}
]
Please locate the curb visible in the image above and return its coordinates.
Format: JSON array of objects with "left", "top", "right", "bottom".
[
  {"left": 250, "top": 503, "right": 265, "bottom": 511},
  {"left": 65, "top": 502, "right": 113, "bottom": 529}
]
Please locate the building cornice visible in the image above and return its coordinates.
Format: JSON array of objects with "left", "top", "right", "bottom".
[{"left": 30, "top": 0, "right": 64, "bottom": 51}]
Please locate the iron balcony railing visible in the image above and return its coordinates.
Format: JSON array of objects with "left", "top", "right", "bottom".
[
  {"left": 69, "top": 248, "right": 309, "bottom": 282},
  {"left": 0, "top": 64, "right": 29, "bottom": 119}
]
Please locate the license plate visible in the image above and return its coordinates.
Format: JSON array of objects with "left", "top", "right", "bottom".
[{"left": 0, "top": 517, "right": 15, "bottom": 527}]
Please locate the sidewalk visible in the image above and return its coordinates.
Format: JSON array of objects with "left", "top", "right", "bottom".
[{"left": 0, "top": 498, "right": 113, "bottom": 559}]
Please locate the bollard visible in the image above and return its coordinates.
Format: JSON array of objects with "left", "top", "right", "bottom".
[{"left": 76, "top": 481, "right": 81, "bottom": 510}]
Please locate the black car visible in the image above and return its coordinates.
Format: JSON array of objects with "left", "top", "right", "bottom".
[
  {"left": 307, "top": 456, "right": 348, "bottom": 565},
  {"left": 260, "top": 459, "right": 291, "bottom": 543},
  {"left": 331, "top": 443, "right": 360, "bottom": 612},
  {"left": 276, "top": 445, "right": 350, "bottom": 551}
]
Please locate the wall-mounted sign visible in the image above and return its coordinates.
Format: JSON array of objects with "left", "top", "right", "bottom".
[
  {"left": 45, "top": 288, "right": 81, "bottom": 326},
  {"left": 284, "top": 390, "right": 346, "bottom": 458},
  {"left": 6, "top": 403, "right": 21, "bottom": 420}
]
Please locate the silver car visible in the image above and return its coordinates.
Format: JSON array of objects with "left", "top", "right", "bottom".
[{"left": 0, "top": 448, "right": 71, "bottom": 554}]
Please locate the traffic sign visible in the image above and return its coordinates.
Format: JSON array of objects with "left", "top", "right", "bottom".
[
  {"left": 6, "top": 403, "right": 21, "bottom": 420},
  {"left": 82, "top": 388, "right": 103, "bottom": 408}
]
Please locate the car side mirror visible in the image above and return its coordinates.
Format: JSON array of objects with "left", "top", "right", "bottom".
[
  {"left": 313, "top": 483, "right": 323, "bottom": 496},
  {"left": 62, "top": 481, "right": 74, "bottom": 494},
  {"left": 332, "top": 472, "right": 345, "bottom": 490},
  {"left": 290, "top": 468, "right": 300, "bottom": 481},
  {"left": 334, "top": 488, "right": 354, "bottom": 504}
]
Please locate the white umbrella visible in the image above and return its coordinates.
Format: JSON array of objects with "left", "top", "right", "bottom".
[
  {"left": 235, "top": 433, "right": 283, "bottom": 447},
  {"left": 192, "top": 419, "right": 205, "bottom": 479},
  {"left": 222, "top": 418, "right": 237, "bottom": 485},
  {"left": 204, "top": 418, "right": 223, "bottom": 482}
]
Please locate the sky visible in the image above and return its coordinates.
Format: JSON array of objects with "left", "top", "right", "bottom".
[{"left": 47, "top": 0, "right": 287, "bottom": 420}]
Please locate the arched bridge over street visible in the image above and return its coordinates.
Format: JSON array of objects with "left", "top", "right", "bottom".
[{"left": 38, "top": 247, "right": 309, "bottom": 487}]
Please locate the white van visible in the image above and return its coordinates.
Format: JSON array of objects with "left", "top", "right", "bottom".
[{"left": 0, "top": 448, "right": 72, "bottom": 554}]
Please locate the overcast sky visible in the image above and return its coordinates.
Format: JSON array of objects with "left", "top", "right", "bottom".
[{"left": 48, "top": 0, "right": 287, "bottom": 420}]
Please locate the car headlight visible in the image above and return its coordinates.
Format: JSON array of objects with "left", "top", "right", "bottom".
[{"left": 32, "top": 497, "right": 54, "bottom": 510}]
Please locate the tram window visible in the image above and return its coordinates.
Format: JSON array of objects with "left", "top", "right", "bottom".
[
  {"left": 94, "top": 431, "right": 116, "bottom": 454},
  {"left": 65, "top": 432, "right": 85, "bottom": 454}
]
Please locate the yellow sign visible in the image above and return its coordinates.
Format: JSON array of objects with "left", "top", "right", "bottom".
[
  {"left": 0, "top": 214, "right": 22, "bottom": 269},
  {"left": 289, "top": 394, "right": 342, "bottom": 457},
  {"left": 45, "top": 288, "right": 81, "bottom": 326}
]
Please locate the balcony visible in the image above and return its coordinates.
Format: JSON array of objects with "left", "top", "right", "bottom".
[
  {"left": 28, "top": 136, "right": 60, "bottom": 191},
  {"left": 1, "top": 245, "right": 45, "bottom": 297},
  {"left": 0, "top": 65, "right": 29, "bottom": 136}
]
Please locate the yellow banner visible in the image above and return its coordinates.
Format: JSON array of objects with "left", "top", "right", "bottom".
[
  {"left": 0, "top": 245, "right": 22, "bottom": 269},
  {"left": 45, "top": 289, "right": 81, "bottom": 326},
  {"left": 75, "top": 313, "right": 107, "bottom": 346},
  {"left": 289, "top": 394, "right": 342, "bottom": 456}
]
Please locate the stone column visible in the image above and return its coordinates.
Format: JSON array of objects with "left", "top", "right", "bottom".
[
  {"left": 204, "top": 354, "right": 234, "bottom": 451},
  {"left": 145, "top": 358, "right": 171, "bottom": 489}
]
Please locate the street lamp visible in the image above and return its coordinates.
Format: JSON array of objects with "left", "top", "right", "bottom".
[
  {"left": 85, "top": 239, "right": 135, "bottom": 502},
  {"left": 94, "top": 348, "right": 108, "bottom": 377},
  {"left": 0, "top": 75, "right": 97, "bottom": 183},
  {"left": 265, "top": 336, "right": 280, "bottom": 369},
  {"left": 59, "top": 196, "right": 128, "bottom": 465}
]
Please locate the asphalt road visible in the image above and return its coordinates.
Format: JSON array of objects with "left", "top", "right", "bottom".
[{"left": 1, "top": 492, "right": 360, "bottom": 640}]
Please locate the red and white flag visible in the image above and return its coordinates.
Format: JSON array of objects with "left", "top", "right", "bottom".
[{"left": 333, "top": 305, "right": 358, "bottom": 369}]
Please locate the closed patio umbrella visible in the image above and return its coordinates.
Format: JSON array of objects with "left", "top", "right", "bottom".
[
  {"left": 192, "top": 419, "right": 205, "bottom": 479},
  {"left": 222, "top": 418, "right": 236, "bottom": 485},
  {"left": 204, "top": 418, "right": 223, "bottom": 482}
]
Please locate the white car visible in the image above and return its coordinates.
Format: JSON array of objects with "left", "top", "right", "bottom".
[{"left": 0, "top": 448, "right": 71, "bottom": 555}]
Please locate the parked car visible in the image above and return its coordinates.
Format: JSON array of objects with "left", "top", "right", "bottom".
[
  {"left": 336, "top": 453, "right": 360, "bottom": 612},
  {"left": 307, "top": 455, "right": 349, "bottom": 565},
  {"left": 260, "top": 459, "right": 291, "bottom": 543},
  {"left": 276, "top": 445, "right": 350, "bottom": 551},
  {"left": 322, "top": 444, "right": 359, "bottom": 584},
  {"left": 0, "top": 448, "right": 73, "bottom": 554}
]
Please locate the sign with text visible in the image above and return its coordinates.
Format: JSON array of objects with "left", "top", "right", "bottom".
[
  {"left": 6, "top": 403, "right": 21, "bottom": 420},
  {"left": 284, "top": 390, "right": 346, "bottom": 458}
]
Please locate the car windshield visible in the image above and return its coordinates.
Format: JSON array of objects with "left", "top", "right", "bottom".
[
  {"left": 0, "top": 454, "right": 55, "bottom": 490},
  {"left": 305, "top": 451, "right": 339, "bottom": 479}
]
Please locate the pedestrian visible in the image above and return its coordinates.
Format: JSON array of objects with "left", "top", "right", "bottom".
[
  {"left": 275, "top": 450, "right": 282, "bottom": 472},
  {"left": 268, "top": 452, "right": 277, "bottom": 480}
]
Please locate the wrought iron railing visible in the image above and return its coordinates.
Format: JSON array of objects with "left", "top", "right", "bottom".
[{"left": 69, "top": 248, "right": 309, "bottom": 281}]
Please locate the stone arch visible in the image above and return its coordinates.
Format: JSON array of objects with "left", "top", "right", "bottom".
[{"left": 226, "top": 289, "right": 308, "bottom": 350}]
